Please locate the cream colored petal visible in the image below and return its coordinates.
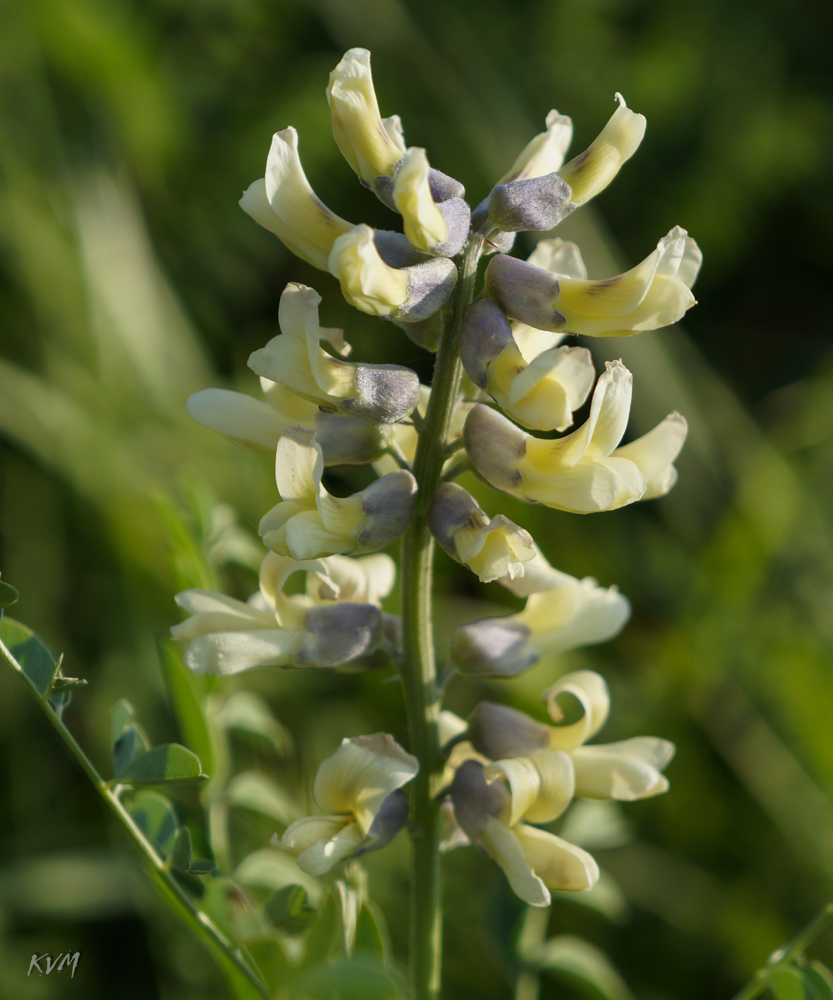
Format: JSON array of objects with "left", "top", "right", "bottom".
[
  {"left": 510, "top": 324, "right": 567, "bottom": 364},
  {"left": 513, "top": 823, "right": 600, "bottom": 891},
  {"left": 613, "top": 412, "right": 687, "bottom": 499},
  {"left": 499, "top": 109, "right": 574, "bottom": 183},
  {"left": 393, "top": 147, "right": 447, "bottom": 253},
  {"left": 501, "top": 545, "right": 574, "bottom": 597},
  {"left": 183, "top": 628, "right": 307, "bottom": 675},
  {"left": 654, "top": 226, "right": 702, "bottom": 288},
  {"left": 315, "top": 490, "right": 366, "bottom": 539},
  {"left": 258, "top": 551, "right": 331, "bottom": 617},
  {"left": 327, "top": 48, "right": 404, "bottom": 183},
  {"left": 247, "top": 129, "right": 352, "bottom": 270},
  {"left": 581, "top": 360, "right": 634, "bottom": 459},
  {"left": 329, "top": 225, "right": 411, "bottom": 318},
  {"left": 308, "top": 552, "right": 396, "bottom": 605},
  {"left": 438, "top": 711, "right": 469, "bottom": 748},
  {"left": 478, "top": 817, "right": 551, "bottom": 907},
  {"left": 543, "top": 670, "right": 611, "bottom": 750},
  {"left": 572, "top": 737, "right": 674, "bottom": 800},
  {"left": 274, "top": 427, "right": 324, "bottom": 503},
  {"left": 313, "top": 734, "right": 418, "bottom": 835},
  {"left": 505, "top": 346, "right": 595, "bottom": 432},
  {"left": 276, "top": 283, "right": 356, "bottom": 402},
  {"left": 454, "top": 514, "right": 536, "bottom": 584},
  {"left": 259, "top": 500, "right": 306, "bottom": 553},
  {"left": 172, "top": 590, "right": 275, "bottom": 640},
  {"left": 278, "top": 815, "right": 352, "bottom": 856},
  {"left": 486, "top": 750, "right": 575, "bottom": 826},
  {"left": 186, "top": 389, "right": 287, "bottom": 453},
  {"left": 283, "top": 510, "right": 359, "bottom": 560},
  {"left": 296, "top": 821, "right": 367, "bottom": 876},
  {"left": 520, "top": 579, "right": 630, "bottom": 658},
  {"left": 528, "top": 238, "right": 588, "bottom": 280},
  {"left": 558, "top": 93, "right": 646, "bottom": 206},
  {"left": 519, "top": 456, "right": 627, "bottom": 513}
]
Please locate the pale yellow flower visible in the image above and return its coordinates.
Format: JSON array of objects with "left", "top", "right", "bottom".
[{"left": 275, "top": 734, "right": 418, "bottom": 875}]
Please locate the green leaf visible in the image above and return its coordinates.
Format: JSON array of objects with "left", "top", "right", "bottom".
[
  {"left": 354, "top": 902, "right": 391, "bottom": 962},
  {"left": 213, "top": 691, "right": 294, "bottom": 756},
  {"left": 531, "top": 935, "right": 634, "bottom": 1000},
  {"left": 111, "top": 698, "right": 137, "bottom": 744},
  {"left": 116, "top": 743, "right": 208, "bottom": 785},
  {"left": 128, "top": 789, "right": 180, "bottom": 855},
  {"left": 807, "top": 963, "right": 833, "bottom": 1000},
  {"left": 224, "top": 771, "right": 301, "bottom": 825},
  {"left": 158, "top": 638, "right": 215, "bottom": 778},
  {"left": 188, "top": 859, "right": 218, "bottom": 875},
  {"left": 291, "top": 955, "right": 403, "bottom": 1000},
  {"left": 234, "top": 848, "right": 321, "bottom": 902},
  {"left": 0, "top": 617, "right": 58, "bottom": 695},
  {"left": 113, "top": 724, "right": 151, "bottom": 777},
  {"left": 300, "top": 893, "right": 339, "bottom": 969},
  {"left": 335, "top": 880, "right": 359, "bottom": 957},
  {"left": 768, "top": 966, "right": 810, "bottom": 1000},
  {"left": 266, "top": 885, "right": 318, "bottom": 935},
  {"left": 0, "top": 580, "right": 19, "bottom": 608},
  {"left": 172, "top": 826, "right": 193, "bottom": 871},
  {"left": 202, "top": 877, "right": 264, "bottom": 943}
]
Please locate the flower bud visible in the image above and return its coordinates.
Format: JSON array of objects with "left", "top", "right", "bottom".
[
  {"left": 312, "top": 410, "right": 390, "bottom": 465},
  {"left": 450, "top": 618, "right": 538, "bottom": 678},
  {"left": 358, "top": 470, "right": 419, "bottom": 550},
  {"left": 449, "top": 760, "right": 510, "bottom": 840},
  {"left": 558, "top": 93, "right": 646, "bottom": 207},
  {"left": 358, "top": 788, "right": 411, "bottom": 854},
  {"left": 486, "top": 226, "right": 701, "bottom": 338},
  {"left": 483, "top": 173, "right": 574, "bottom": 234},
  {"left": 239, "top": 128, "right": 353, "bottom": 270},
  {"left": 428, "top": 483, "right": 535, "bottom": 583},
  {"left": 393, "top": 147, "right": 471, "bottom": 256},
  {"left": 248, "top": 283, "right": 420, "bottom": 424},
  {"left": 468, "top": 702, "right": 551, "bottom": 760},
  {"left": 327, "top": 48, "right": 407, "bottom": 184},
  {"left": 464, "top": 361, "right": 688, "bottom": 513},
  {"left": 329, "top": 224, "right": 458, "bottom": 321},
  {"left": 297, "top": 603, "right": 383, "bottom": 668}
]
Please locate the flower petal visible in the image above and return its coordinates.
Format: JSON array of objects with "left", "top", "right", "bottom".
[
  {"left": 512, "top": 823, "right": 600, "bottom": 891},
  {"left": 542, "top": 670, "right": 610, "bottom": 750},
  {"left": 572, "top": 737, "right": 674, "bottom": 800},
  {"left": 183, "top": 628, "right": 307, "bottom": 675},
  {"left": 313, "top": 734, "right": 419, "bottom": 835},
  {"left": 486, "top": 749, "right": 575, "bottom": 826},
  {"left": 478, "top": 817, "right": 551, "bottom": 907}
]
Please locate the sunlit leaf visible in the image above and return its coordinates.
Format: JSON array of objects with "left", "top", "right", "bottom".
[
  {"left": 266, "top": 884, "right": 318, "bottom": 935},
  {"left": 807, "top": 962, "right": 833, "bottom": 1000},
  {"left": 224, "top": 770, "right": 301, "bottom": 825},
  {"left": 158, "top": 638, "right": 215, "bottom": 777},
  {"left": 291, "top": 955, "right": 403, "bottom": 999},
  {"left": 113, "top": 724, "right": 151, "bottom": 777},
  {"left": 354, "top": 902, "right": 391, "bottom": 962},
  {"left": 0, "top": 617, "right": 58, "bottom": 695},
  {"left": 767, "top": 966, "right": 808, "bottom": 1000},
  {"left": 116, "top": 743, "right": 208, "bottom": 785},
  {"left": 213, "top": 691, "right": 294, "bottom": 756},
  {"left": 531, "top": 935, "right": 634, "bottom": 1000},
  {"left": 128, "top": 789, "right": 180, "bottom": 855},
  {"left": 235, "top": 848, "right": 321, "bottom": 902},
  {"left": 0, "top": 580, "right": 19, "bottom": 608}
]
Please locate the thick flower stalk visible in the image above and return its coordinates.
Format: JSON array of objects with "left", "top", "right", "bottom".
[{"left": 172, "top": 48, "right": 699, "bottom": 1000}]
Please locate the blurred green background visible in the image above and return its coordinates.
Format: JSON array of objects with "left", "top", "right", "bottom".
[{"left": 1, "top": 0, "right": 832, "bottom": 996}]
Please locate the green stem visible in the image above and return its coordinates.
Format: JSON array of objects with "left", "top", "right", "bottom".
[
  {"left": 731, "top": 902, "right": 833, "bottom": 1000},
  {"left": 0, "top": 636, "right": 269, "bottom": 1000},
  {"left": 400, "top": 237, "right": 483, "bottom": 1000}
]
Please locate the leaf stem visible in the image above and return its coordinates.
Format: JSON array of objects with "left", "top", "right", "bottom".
[
  {"left": 399, "top": 236, "right": 483, "bottom": 1000},
  {"left": 730, "top": 901, "right": 833, "bottom": 1000},
  {"left": 0, "top": 636, "right": 269, "bottom": 1000}
]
